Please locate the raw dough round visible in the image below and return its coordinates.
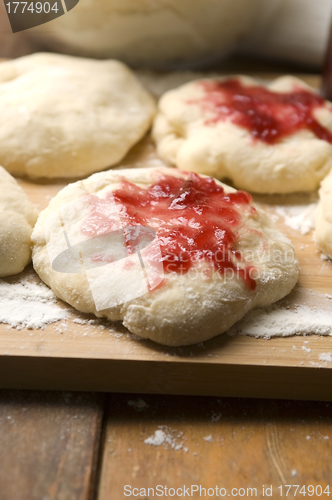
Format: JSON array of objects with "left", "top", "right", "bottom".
[
  {"left": 0, "top": 53, "right": 156, "bottom": 178},
  {"left": 29, "top": 0, "right": 260, "bottom": 68},
  {"left": 32, "top": 167, "right": 299, "bottom": 346},
  {"left": 315, "top": 169, "right": 332, "bottom": 259},
  {"left": 153, "top": 75, "right": 332, "bottom": 194},
  {"left": 0, "top": 167, "right": 38, "bottom": 277}
]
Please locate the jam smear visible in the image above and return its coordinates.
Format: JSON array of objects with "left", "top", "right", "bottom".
[
  {"left": 81, "top": 173, "right": 258, "bottom": 290},
  {"left": 196, "top": 79, "right": 332, "bottom": 144}
]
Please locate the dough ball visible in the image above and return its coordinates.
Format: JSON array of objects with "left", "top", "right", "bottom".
[
  {"left": 0, "top": 167, "right": 38, "bottom": 277},
  {"left": 29, "top": 0, "right": 259, "bottom": 68},
  {"left": 32, "top": 167, "right": 299, "bottom": 346},
  {"left": 153, "top": 75, "right": 332, "bottom": 194},
  {"left": 0, "top": 53, "right": 156, "bottom": 178},
  {"left": 315, "top": 169, "right": 332, "bottom": 259}
]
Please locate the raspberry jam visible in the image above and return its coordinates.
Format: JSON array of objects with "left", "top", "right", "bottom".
[
  {"left": 81, "top": 173, "right": 257, "bottom": 290},
  {"left": 196, "top": 79, "right": 332, "bottom": 145}
]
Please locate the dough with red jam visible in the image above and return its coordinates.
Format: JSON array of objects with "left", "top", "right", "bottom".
[
  {"left": 32, "top": 167, "right": 299, "bottom": 346},
  {"left": 0, "top": 167, "right": 38, "bottom": 277},
  {"left": 0, "top": 53, "right": 156, "bottom": 178},
  {"left": 153, "top": 75, "right": 332, "bottom": 194},
  {"left": 315, "top": 169, "right": 332, "bottom": 259}
]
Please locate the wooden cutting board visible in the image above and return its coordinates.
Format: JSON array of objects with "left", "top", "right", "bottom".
[{"left": 1, "top": 74, "right": 332, "bottom": 401}]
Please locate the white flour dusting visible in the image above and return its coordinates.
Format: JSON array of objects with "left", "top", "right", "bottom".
[
  {"left": 73, "top": 318, "right": 87, "bottom": 325},
  {"left": 0, "top": 277, "right": 70, "bottom": 329},
  {"left": 203, "top": 435, "right": 213, "bottom": 443},
  {"left": 319, "top": 353, "right": 332, "bottom": 363},
  {"left": 1, "top": 267, "right": 332, "bottom": 346},
  {"left": 144, "top": 429, "right": 166, "bottom": 446},
  {"left": 228, "top": 299, "right": 332, "bottom": 339},
  {"left": 144, "top": 426, "right": 186, "bottom": 451},
  {"left": 275, "top": 203, "right": 317, "bottom": 235}
]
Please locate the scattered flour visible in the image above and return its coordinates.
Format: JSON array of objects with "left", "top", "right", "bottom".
[
  {"left": 319, "top": 353, "right": 332, "bottom": 363},
  {"left": 144, "top": 426, "right": 186, "bottom": 451},
  {"left": 228, "top": 298, "right": 332, "bottom": 339},
  {"left": 302, "top": 346, "right": 312, "bottom": 353},
  {"left": 203, "top": 435, "right": 213, "bottom": 443},
  {"left": 0, "top": 277, "right": 70, "bottom": 329},
  {"left": 275, "top": 203, "right": 317, "bottom": 235},
  {"left": 1, "top": 264, "right": 332, "bottom": 351},
  {"left": 144, "top": 430, "right": 166, "bottom": 447},
  {"left": 73, "top": 318, "right": 87, "bottom": 325}
]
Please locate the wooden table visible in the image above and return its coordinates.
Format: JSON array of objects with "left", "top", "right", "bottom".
[
  {"left": 1, "top": 11, "right": 332, "bottom": 500},
  {"left": 0, "top": 391, "right": 331, "bottom": 500}
]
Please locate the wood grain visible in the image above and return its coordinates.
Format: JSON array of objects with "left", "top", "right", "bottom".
[
  {"left": 0, "top": 390, "right": 105, "bottom": 500},
  {"left": 97, "top": 394, "right": 332, "bottom": 500}
]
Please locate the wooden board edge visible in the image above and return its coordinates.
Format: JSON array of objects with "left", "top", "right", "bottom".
[{"left": 1, "top": 356, "right": 332, "bottom": 401}]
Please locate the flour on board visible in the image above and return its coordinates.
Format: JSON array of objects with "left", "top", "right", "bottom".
[
  {"left": 274, "top": 203, "right": 317, "bottom": 235},
  {"left": 144, "top": 426, "right": 187, "bottom": 451},
  {"left": 227, "top": 289, "right": 332, "bottom": 339},
  {"left": 0, "top": 277, "right": 70, "bottom": 329}
]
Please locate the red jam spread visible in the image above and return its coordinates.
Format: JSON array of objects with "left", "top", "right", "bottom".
[
  {"left": 81, "top": 173, "right": 257, "bottom": 290},
  {"left": 195, "top": 79, "right": 332, "bottom": 145}
]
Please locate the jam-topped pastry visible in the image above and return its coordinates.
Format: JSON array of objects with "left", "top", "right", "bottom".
[
  {"left": 81, "top": 171, "right": 257, "bottom": 291},
  {"left": 153, "top": 75, "right": 332, "bottom": 194},
  {"left": 32, "top": 167, "right": 299, "bottom": 346}
]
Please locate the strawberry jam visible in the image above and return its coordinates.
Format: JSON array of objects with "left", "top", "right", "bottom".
[
  {"left": 195, "top": 79, "right": 332, "bottom": 145},
  {"left": 81, "top": 173, "right": 257, "bottom": 290}
]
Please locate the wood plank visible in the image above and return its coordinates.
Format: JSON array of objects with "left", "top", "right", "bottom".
[
  {"left": 97, "top": 394, "right": 332, "bottom": 500},
  {"left": 1, "top": 75, "right": 332, "bottom": 399},
  {"left": 0, "top": 390, "right": 105, "bottom": 500}
]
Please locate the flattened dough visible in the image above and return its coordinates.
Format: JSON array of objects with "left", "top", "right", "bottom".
[
  {"left": 30, "top": 0, "right": 259, "bottom": 67},
  {"left": 315, "top": 169, "right": 332, "bottom": 259},
  {"left": 153, "top": 75, "right": 332, "bottom": 194},
  {"left": 32, "top": 167, "right": 299, "bottom": 346},
  {"left": 0, "top": 53, "right": 156, "bottom": 178},
  {"left": 0, "top": 167, "right": 38, "bottom": 277}
]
